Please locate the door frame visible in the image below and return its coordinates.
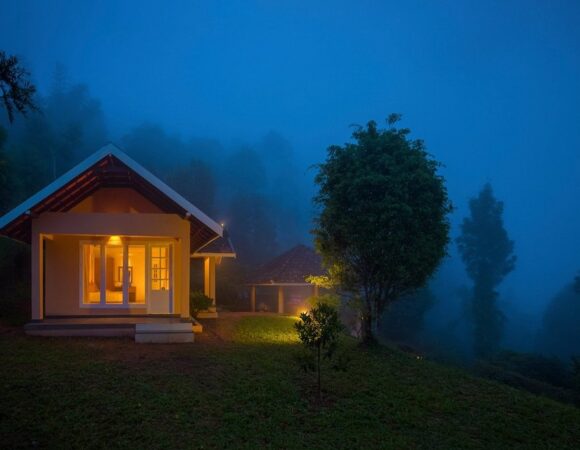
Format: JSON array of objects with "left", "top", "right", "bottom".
[{"left": 146, "top": 241, "right": 174, "bottom": 315}]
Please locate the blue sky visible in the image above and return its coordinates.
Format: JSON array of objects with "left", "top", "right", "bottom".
[{"left": 2, "top": 0, "right": 580, "bottom": 313}]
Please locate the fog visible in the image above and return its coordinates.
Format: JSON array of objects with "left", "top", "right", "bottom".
[{"left": 1, "top": 1, "right": 579, "bottom": 356}]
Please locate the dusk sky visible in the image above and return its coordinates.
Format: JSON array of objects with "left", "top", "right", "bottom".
[{"left": 2, "top": 0, "right": 579, "bottom": 314}]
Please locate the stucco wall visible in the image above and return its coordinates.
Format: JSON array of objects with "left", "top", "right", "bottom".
[{"left": 33, "top": 209, "right": 191, "bottom": 319}]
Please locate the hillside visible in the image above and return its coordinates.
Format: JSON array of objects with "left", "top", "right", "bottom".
[{"left": 1, "top": 315, "right": 579, "bottom": 449}]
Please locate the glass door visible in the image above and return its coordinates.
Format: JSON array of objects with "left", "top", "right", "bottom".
[{"left": 147, "top": 244, "right": 172, "bottom": 314}]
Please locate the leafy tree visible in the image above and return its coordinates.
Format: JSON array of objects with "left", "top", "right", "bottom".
[
  {"left": 0, "top": 51, "right": 37, "bottom": 123},
  {"left": 168, "top": 158, "right": 216, "bottom": 215},
  {"left": 380, "top": 287, "right": 435, "bottom": 343},
  {"left": 189, "top": 290, "right": 213, "bottom": 319},
  {"left": 0, "top": 126, "right": 11, "bottom": 213},
  {"left": 295, "top": 302, "right": 344, "bottom": 402},
  {"left": 536, "top": 277, "right": 580, "bottom": 360},
  {"left": 457, "top": 183, "right": 516, "bottom": 358},
  {"left": 227, "top": 192, "right": 277, "bottom": 266},
  {"left": 313, "top": 117, "right": 451, "bottom": 344}
]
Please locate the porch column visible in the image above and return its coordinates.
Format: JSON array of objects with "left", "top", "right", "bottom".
[
  {"left": 31, "top": 232, "right": 44, "bottom": 320},
  {"left": 313, "top": 285, "right": 319, "bottom": 297},
  {"left": 250, "top": 285, "right": 256, "bottom": 312},
  {"left": 203, "top": 256, "right": 216, "bottom": 306},
  {"left": 277, "top": 286, "right": 284, "bottom": 314}
]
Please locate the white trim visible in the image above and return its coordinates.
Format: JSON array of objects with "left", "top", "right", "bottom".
[
  {"left": 0, "top": 143, "right": 223, "bottom": 237},
  {"left": 78, "top": 238, "right": 148, "bottom": 309}
]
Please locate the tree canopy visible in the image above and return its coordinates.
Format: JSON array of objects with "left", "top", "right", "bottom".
[
  {"left": 457, "top": 183, "right": 516, "bottom": 357},
  {"left": 313, "top": 117, "right": 452, "bottom": 344},
  {"left": 0, "top": 52, "right": 37, "bottom": 123}
]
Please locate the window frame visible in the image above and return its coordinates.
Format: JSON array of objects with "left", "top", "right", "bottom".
[{"left": 79, "top": 238, "right": 153, "bottom": 309}]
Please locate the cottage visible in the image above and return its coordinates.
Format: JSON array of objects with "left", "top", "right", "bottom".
[
  {"left": 0, "top": 144, "right": 235, "bottom": 342},
  {"left": 247, "top": 245, "right": 326, "bottom": 314}
]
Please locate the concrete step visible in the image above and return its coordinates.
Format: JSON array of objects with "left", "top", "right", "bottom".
[
  {"left": 135, "top": 322, "right": 194, "bottom": 343},
  {"left": 24, "top": 322, "right": 135, "bottom": 337}
]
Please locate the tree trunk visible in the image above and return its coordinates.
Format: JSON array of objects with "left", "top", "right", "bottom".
[
  {"left": 360, "top": 313, "right": 376, "bottom": 345},
  {"left": 317, "top": 343, "right": 321, "bottom": 402}
]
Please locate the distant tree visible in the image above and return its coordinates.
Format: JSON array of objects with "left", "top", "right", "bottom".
[
  {"left": 380, "top": 287, "right": 436, "bottom": 343},
  {"left": 295, "top": 302, "right": 344, "bottom": 402},
  {"left": 457, "top": 183, "right": 516, "bottom": 358},
  {"left": 168, "top": 158, "right": 216, "bottom": 215},
  {"left": 0, "top": 126, "right": 10, "bottom": 213},
  {"left": 536, "top": 276, "right": 580, "bottom": 360},
  {"left": 574, "top": 273, "right": 580, "bottom": 294},
  {"left": 227, "top": 192, "right": 277, "bottom": 266},
  {"left": 313, "top": 117, "right": 452, "bottom": 344},
  {"left": 0, "top": 51, "right": 37, "bottom": 123}
]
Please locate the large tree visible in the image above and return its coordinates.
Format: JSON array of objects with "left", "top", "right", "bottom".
[
  {"left": 313, "top": 117, "right": 452, "bottom": 344},
  {"left": 457, "top": 183, "right": 516, "bottom": 358},
  {"left": 0, "top": 51, "right": 37, "bottom": 123}
]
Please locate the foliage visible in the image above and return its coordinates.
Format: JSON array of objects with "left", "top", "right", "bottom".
[
  {"left": 189, "top": 290, "right": 213, "bottom": 318},
  {"left": 457, "top": 183, "right": 515, "bottom": 357},
  {"left": 306, "top": 293, "right": 341, "bottom": 310},
  {"left": 0, "top": 51, "right": 37, "bottom": 123},
  {"left": 313, "top": 117, "right": 451, "bottom": 344},
  {"left": 295, "top": 302, "right": 344, "bottom": 401},
  {"left": 380, "top": 287, "right": 436, "bottom": 343},
  {"left": 574, "top": 273, "right": 580, "bottom": 294},
  {"left": 536, "top": 280, "right": 580, "bottom": 360},
  {"left": 167, "top": 157, "right": 216, "bottom": 215}
]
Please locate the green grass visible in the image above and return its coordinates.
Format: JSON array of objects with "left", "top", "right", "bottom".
[{"left": 1, "top": 316, "right": 580, "bottom": 449}]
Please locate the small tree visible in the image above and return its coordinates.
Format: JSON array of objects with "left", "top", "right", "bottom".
[
  {"left": 457, "top": 183, "right": 516, "bottom": 358},
  {"left": 189, "top": 290, "right": 213, "bottom": 319},
  {"left": 313, "top": 117, "right": 451, "bottom": 344},
  {"left": 0, "top": 51, "right": 37, "bottom": 123},
  {"left": 295, "top": 302, "right": 344, "bottom": 402}
]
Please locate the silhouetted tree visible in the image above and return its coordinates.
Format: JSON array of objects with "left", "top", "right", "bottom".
[
  {"left": 227, "top": 192, "right": 277, "bottom": 266},
  {"left": 0, "top": 127, "right": 10, "bottom": 213},
  {"left": 457, "top": 183, "right": 516, "bottom": 358},
  {"left": 574, "top": 273, "right": 580, "bottom": 294},
  {"left": 380, "top": 287, "right": 436, "bottom": 343},
  {"left": 313, "top": 117, "right": 452, "bottom": 344},
  {"left": 0, "top": 51, "right": 37, "bottom": 123},
  {"left": 536, "top": 276, "right": 580, "bottom": 360},
  {"left": 167, "top": 158, "right": 216, "bottom": 215}
]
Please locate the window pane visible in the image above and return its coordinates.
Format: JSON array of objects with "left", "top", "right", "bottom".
[
  {"left": 151, "top": 246, "right": 170, "bottom": 291},
  {"left": 128, "top": 245, "right": 145, "bottom": 304},
  {"left": 82, "top": 244, "right": 101, "bottom": 304},
  {"left": 105, "top": 243, "right": 124, "bottom": 304}
]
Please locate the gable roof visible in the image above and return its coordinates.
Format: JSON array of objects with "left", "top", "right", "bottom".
[
  {"left": 248, "top": 244, "right": 326, "bottom": 285},
  {"left": 193, "top": 229, "right": 236, "bottom": 258},
  {"left": 0, "top": 143, "right": 223, "bottom": 251}
]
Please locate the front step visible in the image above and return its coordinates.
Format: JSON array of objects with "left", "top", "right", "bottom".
[
  {"left": 135, "top": 322, "right": 194, "bottom": 343},
  {"left": 25, "top": 322, "right": 135, "bottom": 337}
]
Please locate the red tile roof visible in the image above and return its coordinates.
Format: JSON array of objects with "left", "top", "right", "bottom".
[{"left": 248, "top": 244, "right": 326, "bottom": 285}]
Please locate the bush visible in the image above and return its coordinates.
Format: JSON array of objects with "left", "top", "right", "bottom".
[{"left": 189, "top": 291, "right": 213, "bottom": 319}]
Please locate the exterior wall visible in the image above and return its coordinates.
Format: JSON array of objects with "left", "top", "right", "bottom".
[
  {"left": 33, "top": 211, "right": 190, "bottom": 318},
  {"left": 70, "top": 188, "right": 163, "bottom": 214}
]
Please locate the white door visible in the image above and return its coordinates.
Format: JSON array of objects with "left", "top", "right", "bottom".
[{"left": 147, "top": 244, "right": 172, "bottom": 314}]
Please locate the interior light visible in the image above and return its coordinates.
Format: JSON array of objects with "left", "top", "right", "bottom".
[{"left": 108, "top": 235, "right": 122, "bottom": 246}]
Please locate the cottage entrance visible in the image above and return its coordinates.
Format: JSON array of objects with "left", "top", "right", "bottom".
[{"left": 147, "top": 244, "right": 173, "bottom": 314}]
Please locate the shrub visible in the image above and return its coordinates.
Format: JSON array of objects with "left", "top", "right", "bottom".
[
  {"left": 189, "top": 291, "right": 213, "bottom": 319},
  {"left": 295, "top": 302, "right": 344, "bottom": 402}
]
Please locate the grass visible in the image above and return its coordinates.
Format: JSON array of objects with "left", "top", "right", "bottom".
[{"left": 1, "top": 315, "right": 580, "bottom": 449}]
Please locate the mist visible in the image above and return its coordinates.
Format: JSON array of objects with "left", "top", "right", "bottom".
[{"left": 1, "top": 1, "right": 580, "bottom": 359}]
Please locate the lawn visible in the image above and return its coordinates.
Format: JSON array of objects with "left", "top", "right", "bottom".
[{"left": 1, "top": 315, "right": 579, "bottom": 449}]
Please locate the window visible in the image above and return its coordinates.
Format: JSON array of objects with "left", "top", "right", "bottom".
[
  {"left": 128, "top": 245, "right": 146, "bottom": 304},
  {"left": 105, "top": 243, "right": 124, "bottom": 304},
  {"left": 151, "top": 245, "right": 169, "bottom": 291},
  {"left": 82, "top": 243, "right": 101, "bottom": 304},
  {"left": 80, "top": 239, "right": 162, "bottom": 307}
]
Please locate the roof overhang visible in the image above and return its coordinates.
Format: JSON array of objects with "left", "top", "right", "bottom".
[{"left": 0, "top": 144, "right": 223, "bottom": 251}]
